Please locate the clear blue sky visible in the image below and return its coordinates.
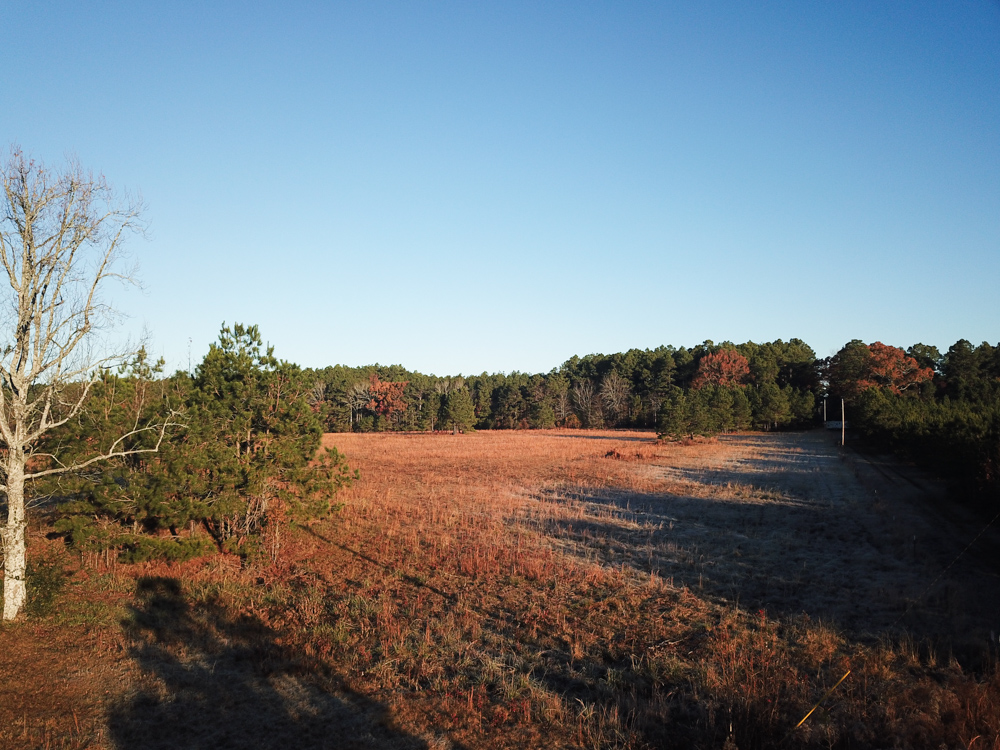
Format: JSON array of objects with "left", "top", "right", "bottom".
[{"left": 3, "top": 2, "right": 998, "bottom": 375}]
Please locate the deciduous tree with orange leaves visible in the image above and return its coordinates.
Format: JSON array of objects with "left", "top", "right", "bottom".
[
  {"left": 365, "top": 374, "right": 408, "bottom": 422},
  {"left": 827, "top": 340, "right": 933, "bottom": 400},
  {"left": 692, "top": 348, "right": 750, "bottom": 389}
]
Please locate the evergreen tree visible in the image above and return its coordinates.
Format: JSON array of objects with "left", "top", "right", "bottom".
[
  {"left": 907, "top": 343, "right": 942, "bottom": 374},
  {"left": 686, "top": 388, "right": 712, "bottom": 436},
  {"left": 732, "top": 387, "right": 753, "bottom": 430},
  {"left": 789, "top": 388, "right": 816, "bottom": 425},
  {"left": 52, "top": 324, "right": 355, "bottom": 559},
  {"left": 424, "top": 391, "right": 442, "bottom": 431},
  {"left": 546, "top": 372, "right": 572, "bottom": 425},
  {"left": 492, "top": 383, "right": 527, "bottom": 429},
  {"left": 755, "top": 383, "right": 791, "bottom": 430},
  {"left": 705, "top": 385, "right": 735, "bottom": 433},
  {"left": 944, "top": 339, "right": 981, "bottom": 400},
  {"left": 529, "top": 402, "right": 557, "bottom": 429},
  {"left": 443, "top": 388, "right": 476, "bottom": 432},
  {"left": 657, "top": 388, "right": 688, "bottom": 439}
]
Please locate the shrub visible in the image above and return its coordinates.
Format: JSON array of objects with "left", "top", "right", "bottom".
[
  {"left": 118, "top": 536, "right": 217, "bottom": 564},
  {"left": 25, "top": 556, "right": 67, "bottom": 616}
]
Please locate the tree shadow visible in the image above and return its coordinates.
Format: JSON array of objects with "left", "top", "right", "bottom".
[
  {"left": 109, "top": 576, "right": 429, "bottom": 750},
  {"left": 547, "top": 432, "right": 656, "bottom": 442},
  {"left": 535, "top": 432, "right": 1000, "bottom": 665}
]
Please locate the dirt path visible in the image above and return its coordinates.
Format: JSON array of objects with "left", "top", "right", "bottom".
[{"left": 544, "top": 430, "right": 999, "bottom": 662}]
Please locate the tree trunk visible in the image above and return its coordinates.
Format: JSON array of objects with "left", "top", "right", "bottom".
[{"left": 2, "top": 454, "right": 27, "bottom": 620}]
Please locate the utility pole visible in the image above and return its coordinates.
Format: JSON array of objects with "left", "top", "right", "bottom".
[{"left": 841, "top": 398, "right": 845, "bottom": 447}]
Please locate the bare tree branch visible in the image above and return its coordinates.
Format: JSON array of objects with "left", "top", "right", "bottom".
[
  {"left": 0, "top": 146, "right": 163, "bottom": 621},
  {"left": 22, "top": 415, "right": 183, "bottom": 482}
]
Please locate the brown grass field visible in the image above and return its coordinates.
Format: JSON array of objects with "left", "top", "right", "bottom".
[{"left": 3, "top": 429, "right": 1000, "bottom": 749}]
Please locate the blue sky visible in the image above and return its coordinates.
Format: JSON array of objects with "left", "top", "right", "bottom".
[{"left": 3, "top": 2, "right": 998, "bottom": 375}]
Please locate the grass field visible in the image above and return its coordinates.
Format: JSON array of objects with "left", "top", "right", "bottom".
[{"left": 2, "top": 429, "right": 999, "bottom": 749}]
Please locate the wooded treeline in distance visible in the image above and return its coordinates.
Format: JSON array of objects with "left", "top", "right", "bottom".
[
  {"left": 827, "top": 338, "right": 1000, "bottom": 501},
  {"left": 310, "top": 335, "right": 998, "bottom": 495},
  {"left": 0, "top": 321, "right": 991, "bottom": 614},
  {"left": 42, "top": 331, "right": 1000, "bottom": 553},
  {"left": 315, "top": 338, "right": 821, "bottom": 434},
  {"left": 315, "top": 336, "right": 999, "bottom": 492}
]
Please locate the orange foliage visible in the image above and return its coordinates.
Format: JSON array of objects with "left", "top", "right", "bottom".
[
  {"left": 365, "top": 373, "right": 408, "bottom": 417},
  {"left": 692, "top": 348, "right": 750, "bottom": 389},
  {"left": 866, "top": 341, "right": 934, "bottom": 394},
  {"left": 828, "top": 341, "right": 934, "bottom": 399}
]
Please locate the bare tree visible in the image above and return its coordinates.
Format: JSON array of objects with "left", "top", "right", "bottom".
[
  {"left": 600, "top": 370, "right": 632, "bottom": 426},
  {"left": 554, "top": 389, "right": 572, "bottom": 424},
  {"left": 644, "top": 393, "right": 664, "bottom": 427},
  {"left": 571, "top": 380, "right": 601, "bottom": 428},
  {"left": 306, "top": 380, "right": 327, "bottom": 411},
  {"left": 434, "top": 376, "right": 465, "bottom": 396},
  {"left": 546, "top": 373, "right": 572, "bottom": 425},
  {"left": 0, "top": 148, "right": 173, "bottom": 620},
  {"left": 344, "top": 381, "right": 370, "bottom": 427}
]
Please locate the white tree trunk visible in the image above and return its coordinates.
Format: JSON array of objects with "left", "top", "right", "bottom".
[
  {"left": 0, "top": 149, "right": 170, "bottom": 621},
  {"left": 2, "top": 456, "right": 27, "bottom": 620}
]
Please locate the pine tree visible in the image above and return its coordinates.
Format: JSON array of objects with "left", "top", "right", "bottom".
[
  {"left": 755, "top": 383, "right": 791, "bottom": 431},
  {"left": 732, "top": 387, "right": 753, "bottom": 430},
  {"left": 657, "top": 388, "right": 690, "bottom": 439},
  {"left": 443, "top": 388, "right": 476, "bottom": 433},
  {"left": 705, "top": 385, "right": 735, "bottom": 433},
  {"left": 53, "top": 324, "right": 356, "bottom": 559}
]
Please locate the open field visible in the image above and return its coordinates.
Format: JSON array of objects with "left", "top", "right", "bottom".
[{"left": 2, "top": 429, "right": 999, "bottom": 749}]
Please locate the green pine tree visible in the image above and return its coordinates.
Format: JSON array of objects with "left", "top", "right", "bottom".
[
  {"left": 52, "top": 324, "right": 356, "bottom": 560},
  {"left": 443, "top": 388, "right": 476, "bottom": 433},
  {"left": 732, "top": 387, "right": 753, "bottom": 430}
]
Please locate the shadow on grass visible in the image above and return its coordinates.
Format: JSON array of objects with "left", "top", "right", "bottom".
[
  {"left": 109, "top": 576, "right": 429, "bottom": 750},
  {"left": 540, "top": 469, "right": 1000, "bottom": 669},
  {"left": 547, "top": 432, "right": 656, "bottom": 442}
]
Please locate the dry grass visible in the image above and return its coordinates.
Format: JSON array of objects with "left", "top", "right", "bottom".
[{"left": 3, "top": 428, "right": 1000, "bottom": 749}]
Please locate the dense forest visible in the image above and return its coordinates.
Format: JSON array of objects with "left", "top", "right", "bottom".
[
  {"left": 35, "top": 327, "right": 999, "bottom": 563},
  {"left": 827, "top": 339, "right": 1000, "bottom": 500},
  {"left": 311, "top": 338, "right": 820, "bottom": 435}
]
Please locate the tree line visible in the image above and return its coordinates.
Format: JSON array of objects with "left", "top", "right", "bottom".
[
  {"left": 6, "top": 148, "right": 994, "bottom": 621},
  {"left": 308, "top": 336, "right": 1000, "bottom": 502},
  {"left": 21, "top": 327, "right": 1000, "bottom": 596},
  {"left": 27, "top": 334, "right": 824, "bottom": 568},
  {"left": 310, "top": 338, "right": 821, "bottom": 437},
  {"left": 827, "top": 339, "right": 1000, "bottom": 501}
]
